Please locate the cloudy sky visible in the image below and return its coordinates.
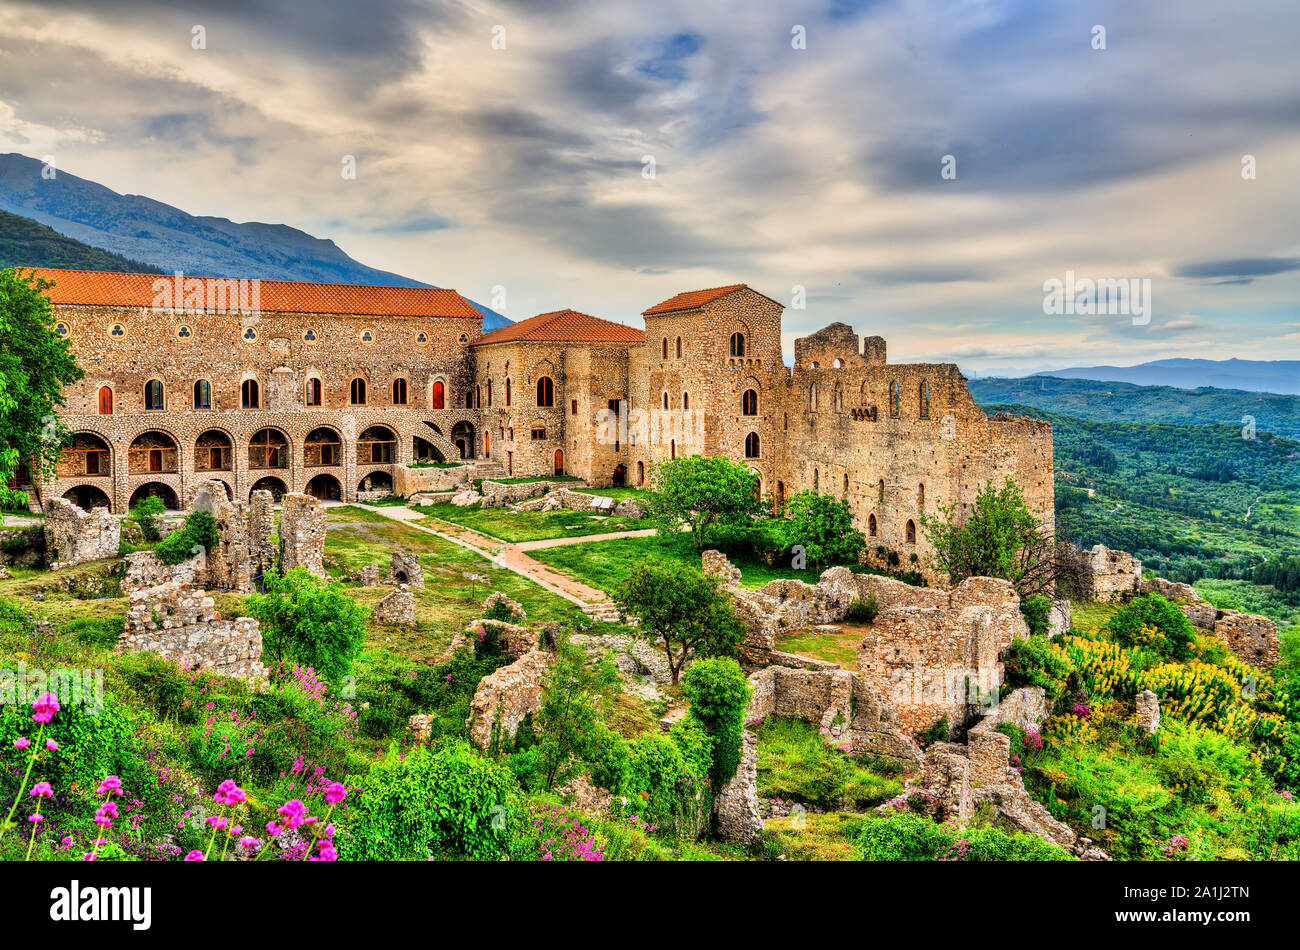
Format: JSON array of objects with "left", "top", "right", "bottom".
[{"left": 1, "top": 0, "right": 1297, "bottom": 374}]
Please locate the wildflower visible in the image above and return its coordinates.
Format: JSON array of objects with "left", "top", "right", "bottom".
[
  {"left": 30, "top": 782, "right": 53, "bottom": 798},
  {"left": 277, "top": 799, "right": 311, "bottom": 830},
  {"left": 184, "top": 850, "right": 205, "bottom": 861},
  {"left": 45, "top": 739, "right": 58, "bottom": 752},
  {"left": 205, "top": 816, "right": 229, "bottom": 830},
  {"left": 31, "top": 692, "right": 60, "bottom": 723},
  {"left": 214, "top": 779, "right": 246, "bottom": 806},
  {"left": 28, "top": 814, "right": 42, "bottom": 824},
  {"left": 239, "top": 836, "right": 259, "bottom": 850},
  {"left": 14, "top": 737, "right": 30, "bottom": 750},
  {"left": 324, "top": 781, "right": 347, "bottom": 804},
  {"left": 266, "top": 820, "right": 283, "bottom": 837},
  {"left": 97, "top": 776, "right": 123, "bottom": 797}
]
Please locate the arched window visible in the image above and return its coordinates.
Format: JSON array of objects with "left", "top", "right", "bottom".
[
  {"left": 505, "top": 378, "right": 511, "bottom": 406},
  {"left": 486, "top": 380, "right": 492, "bottom": 407},
  {"left": 834, "top": 384, "right": 843, "bottom": 410},
  {"left": 905, "top": 519, "right": 917, "bottom": 544},
  {"left": 783, "top": 411, "right": 788, "bottom": 431},
  {"left": 241, "top": 379, "right": 259, "bottom": 410},
  {"left": 662, "top": 338, "right": 669, "bottom": 359},
  {"left": 683, "top": 392, "right": 689, "bottom": 410},
  {"left": 813, "top": 469, "right": 819, "bottom": 490},
  {"left": 663, "top": 392, "right": 669, "bottom": 410},
  {"left": 878, "top": 478, "right": 885, "bottom": 502},
  {"left": 465, "top": 391, "right": 473, "bottom": 409},
  {"left": 536, "top": 376, "right": 554, "bottom": 407},
  {"left": 476, "top": 385, "right": 482, "bottom": 408},
  {"left": 393, "top": 378, "right": 408, "bottom": 405},
  {"left": 144, "top": 379, "right": 164, "bottom": 411},
  {"left": 744, "top": 432, "right": 760, "bottom": 458},
  {"left": 868, "top": 513, "right": 877, "bottom": 537},
  {"left": 729, "top": 332, "right": 745, "bottom": 357},
  {"left": 742, "top": 389, "right": 758, "bottom": 416},
  {"left": 919, "top": 380, "right": 930, "bottom": 419},
  {"left": 843, "top": 473, "right": 849, "bottom": 495},
  {"left": 430, "top": 380, "right": 445, "bottom": 410},
  {"left": 193, "top": 380, "right": 212, "bottom": 410},
  {"left": 97, "top": 386, "right": 113, "bottom": 415},
  {"left": 350, "top": 378, "right": 366, "bottom": 405},
  {"left": 676, "top": 336, "right": 682, "bottom": 358},
  {"left": 918, "top": 483, "right": 925, "bottom": 508},
  {"left": 890, "top": 380, "right": 900, "bottom": 418},
  {"left": 305, "top": 377, "right": 322, "bottom": 407}
]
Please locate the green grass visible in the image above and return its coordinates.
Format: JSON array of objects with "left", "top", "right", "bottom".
[
  {"left": 570, "top": 487, "right": 647, "bottom": 502},
  {"left": 412, "top": 501, "right": 642, "bottom": 543},
  {"left": 772, "top": 625, "right": 866, "bottom": 668},
  {"left": 764, "top": 811, "right": 867, "bottom": 861},
  {"left": 1067, "top": 600, "right": 1120, "bottom": 637},
  {"left": 527, "top": 534, "right": 830, "bottom": 596},
  {"left": 755, "top": 716, "right": 902, "bottom": 810}
]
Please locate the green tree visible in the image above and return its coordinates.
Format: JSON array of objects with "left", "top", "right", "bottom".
[
  {"left": 920, "top": 477, "right": 1053, "bottom": 596},
  {"left": 680, "top": 657, "right": 750, "bottom": 786},
  {"left": 647, "top": 455, "right": 764, "bottom": 550},
  {"left": 615, "top": 556, "right": 745, "bottom": 684},
  {"left": 247, "top": 568, "right": 369, "bottom": 682},
  {"left": 531, "top": 636, "right": 606, "bottom": 790},
  {"left": 0, "top": 268, "right": 83, "bottom": 491},
  {"left": 779, "top": 490, "right": 865, "bottom": 569}
]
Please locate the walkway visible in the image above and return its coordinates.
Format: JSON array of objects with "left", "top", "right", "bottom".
[{"left": 352, "top": 503, "right": 632, "bottom": 620}]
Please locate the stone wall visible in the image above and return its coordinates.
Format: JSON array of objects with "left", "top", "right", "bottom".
[
  {"left": 118, "top": 581, "right": 265, "bottom": 681},
  {"left": 279, "top": 492, "right": 325, "bottom": 577},
  {"left": 373, "top": 586, "right": 416, "bottom": 626},
  {"left": 1081, "top": 544, "right": 1142, "bottom": 602},
  {"left": 43, "top": 497, "right": 121, "bottom": 569},
  {"left": 1137, "top": 572, "right": 1281, "bottom": 669},
  {"left": 387, "top": 549, "right": 424, "bottom": 587},
  {"left": 393, "top": 463, "right": 473, "bottom": 497},
  {"left": 121, "top": 549, "right": 202, "bottom": 594},
  {"left": 466, "top": 649, "right": 553, "bottom": 750}
]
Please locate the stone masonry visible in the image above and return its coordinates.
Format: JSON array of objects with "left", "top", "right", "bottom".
[
  {"left": 279, "top": 492, "right": 326, "bottom": 577},
  {"left": 387, "top": 549, "right": 424, "bottom": 587},
  {"left": 466, "top": 649, "right": 553, "bottom": 750},
  {"left": 1081, "top": 544, "right": 1143, "bottom": 602},
  {"left": 43, "top": 497, "right": 120, "bottom": 568},
  {"left": 373, "top": 585, "right": 416, "bottom": 626},
  {"left": 118, "top": 580, "right": 265, "bottom": 681}
]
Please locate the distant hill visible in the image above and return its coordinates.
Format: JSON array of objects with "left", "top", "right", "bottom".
[
  {"left": 1034, "top": 358, "right": 1299, "bottom": 394},
  {"left": 968, "top": 375, "right": 1300, "bottom": 439},
  {"left": 0, "top": 153, "right": 510, "bottom": 331},
  {"left": 0, "top": 209, "right": 166, "bottom": 274}
]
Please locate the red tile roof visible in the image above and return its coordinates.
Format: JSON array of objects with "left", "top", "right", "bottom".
[
  {"left": 642, "top": 283, "right": 749, "bottom": 315},
  {"left": 23, "top": 268, "right": 482, "bottom": 318},
  {"left": 474, "top": 309, "right": 645, "bottom": 346}
]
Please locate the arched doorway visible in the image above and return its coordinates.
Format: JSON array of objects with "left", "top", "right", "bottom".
[
  {"left": 250, "top": 476, "right": 287, "bottom": 501},
  {"left": 554, "top": 449, "right": 564, "bottom": 476},
  {"left": 359, "top": 471, "right": 394, "bottom": 494},
  {"left": 413, "top": 436, "right": 445, "bottom": 463},
  {"left": 195, "top": 430, "right": 233, "bottom": 473},
  {"left": 637, "top": 461, "right": 645, "bottom": 486},
  {"left": 451, "top": 421, "right": 476, "bottom": 459},
  {"left": 776, "top": 481, "right": 785, "bottom": 508},
  {"left": 306, "top": 473, "right": 341, "bottom": 501},
  {"left": 63, "top": 433, "right": 111, "bottom": 478},
  {"left": 484, "top": 430, "right": 491, "bottom": 458},
  {"left": 358, "top": 426, "right": 395, "bottom": 464},
  {"left": 129, "top": 482, "right": 179, "bottom": 510},
  {"left": 63, "top": 485, "right": 110, "bottom": 511},
  {"left": 305, "top": 427, "right": 342, "bottom": 469},
  {"left": 249, "top": 429, "right": 289, "bottom": 471},
  {"left": 612, "top": 463, "right": 627, "bottom": 487}
]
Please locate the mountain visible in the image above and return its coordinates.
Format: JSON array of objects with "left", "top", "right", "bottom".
[
  {"left": 0, "top": 209, "right": 167, "bottom": 275},
  {"left": 0, "top": 153, "right": 510, "bottom": 330},
  {"left": 1033, "top": 358, "right": 1299, "bottom": 394},
  {"left": 968, "top": 375, "right": 1300, "bottom": 439}
]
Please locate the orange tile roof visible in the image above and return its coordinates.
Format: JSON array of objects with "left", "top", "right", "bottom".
[
  {"left": 23, "top": 267, "right": 482, "bottom": 319},
  {"left": 474, "top": 309, "right": 645, "bottom": 346},
  {"left": 642, "top": 283, "right": 749, "bottom": 315}
]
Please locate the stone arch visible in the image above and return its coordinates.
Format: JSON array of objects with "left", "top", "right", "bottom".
[
  {"left": 63, "top": 484, "right": 110, "bottom": 511},
  {"left": 61, "top": 431, "right": 113, "bottom": 479},
  {"left": 358, "top": 470, "right": 393, "bottom": 494},
  {"left": 358, "top": 425, "right": 397, "bottom": 464},
  {"left": 869, "top": 513, "right": 878, "bottom": 537},
  {"left": 917, "top": 482, "right": 925, "bottom": 508},
  {"left": 905, "top": 519, "right": 917, "bottom": 544},
  {"left": 305, "top": 426, "right": 343, "bottom": 469},
  {"left": 413, "top": 436, "right": 445, "bottom": 463},
  {"left": 128, "top": 429, "right": 180, "bottom": 475},
  {"left": 250, "top": 475, "right": 287, "bottom": 501},
  {"left": 248, "top": 427, "right": 290, "bottom": 471},
  {"left": 304, "top": 370, "right": 324, "bottom": 407},
  {"left": 451, "top": 420, "right": 476, "bottom": 459},
  {"left": 129, "top": 481, "right": 179, "bottom": 510},
  {"left": 195, "top": 428, "right": 235, "bottom": 473}
]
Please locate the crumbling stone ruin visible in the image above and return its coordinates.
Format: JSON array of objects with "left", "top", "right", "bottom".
[
  {"left": 1079, "top": 544, "right": 1143, "bottom": 602},
  {"left": 482, "top": 590, "right": 526, "bottom": 620},
  {"left": 387, "top": 549, "right": 424, "bottom": 587},
  {"left": 279, "top": 492, "right": 326, "bottom": 577},
  {"left": 1136, "top": 689, "right": 1161, "bottom": 734},
  {"left": 466, "top": 649, "right": 553, "bottom": 750},
  {"left": 43, "top": 497, "right": 120, "bottom": 568},
  {"left": 118, "top": 580, "right": 265, "bottom": 682},
  {"left": 1138, "top": 574, "right": 1280, "bottom": 669},
  {"left": 373, "top": 585, "right": 416, "bottom": 626},
  {"left": 357, "top": 564, "right": 380, "bottom": 587}
]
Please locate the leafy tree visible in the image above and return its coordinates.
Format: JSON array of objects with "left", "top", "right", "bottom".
[
  {"left": 647, "top": 455, "right": 765, "bottom": 550},
  {"left": 129, "top": 496, "right": 166, "bottom": 542},
  {"left": 778, "top": 490, "right": 865, "bottom": 568},
  {"left": 530, "top": 636, "right": 607, "bottom": 790},
  {"left": 247, "top": 568, "right": 369, "bottom": 682},
  {"left": 920, "top": 477, "right": 1053, "bottom": 596},
  {"left": 615, "top": 555, "right": 745, "bottom": 684},
  {"left": 0, "top": 268, "right": 83, "bottom": 488}
]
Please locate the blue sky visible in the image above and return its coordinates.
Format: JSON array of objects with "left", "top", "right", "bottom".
[{"left": 0, "top": 0, "right": 1297, "bottom": 374}]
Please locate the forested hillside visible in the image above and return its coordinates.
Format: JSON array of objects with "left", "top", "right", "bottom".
[{"left": 0, "top": 209, "right": 165, "bottom": 274}]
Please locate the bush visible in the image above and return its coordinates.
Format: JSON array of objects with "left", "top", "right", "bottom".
[
  {"left": 680, "top": 657, "right": 749, "bottom": 786},
  {"left": 1108, "top": 594, "right": 1197, "bottom": 661},
  {"left": 777, "top": 491, "right": 865, "bottom": 568},
  {"left": 129, "top": 496, "right": 166, "bottom": 542},
  {"left": 154, "top": 510, "right": 219, "bottom": 565},
  {"left": 960, "top": 824, "right": 1073, "bottom": 861},
  {"left": 1020, "top": 593, "right": 1052, "bottom": 637},
  {"left": 340, "top": 741, "right": 516, "bottom": 860},
  {"left": 845, "top": 595, "right": 879, "bottom": 623},
  {"left": 247, "top": 568, "right": 369, "bottom": 683},
  {"left": 1003, "top": 634, "right": 1075, "bottom": 700},
  {"left": 854, "top": 811, "right": 954, "bottom": 860}
]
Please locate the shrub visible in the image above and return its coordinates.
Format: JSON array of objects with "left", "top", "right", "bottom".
[
  {"left": 845, "top": 595, "right": 879, "bottom": 623},
  {"left": 154, "top": 510, "right": 219, "bottom": 565},
  {"left": 129, "top": 496, "right": 166, "bottom": 542},
  {"left": 1004, "top": 634, "right": 1075, "bottom": 700},
  {"left": 1108, "top": 594, "right": 1197, "bottom": 661},
  {"left": 247, "top": 568, "right": 369, "bottom": 683},
  {"left": 958, "top": 824, "right": 1073, "bottom": 861},
  {"left": 918, "top": 715, "right": 950, "bottom": 748},
  {"left": 854, "top": 811, "right": 954, "bottom": 860},
  {"left": 340, "top": 741, "right": 516, "bottom": 860},
  {"left": 680, "top": 657, "right": 750, "bottom": 786},
  {"left": 1020, "top": 593, "right": 1052, "bottom": 637}
]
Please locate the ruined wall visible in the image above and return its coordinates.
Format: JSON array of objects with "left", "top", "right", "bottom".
[
  {"left": 466, "top": 649, "right": 553, "bottom": 750},
  {"left": 118, "top": 581, "right": 265, "bottom": 681},
  {"left": 1082, "top": 545, "right": 1143, "bottom": 602},
  {"left": 279, "top": 492, "right": 325, "bottom": 577},
  {"left": 43, "top": 497, "right": 120, "bottom": 568}
]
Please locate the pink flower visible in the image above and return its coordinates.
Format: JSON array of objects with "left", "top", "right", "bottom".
[
  {"left": 266, "top": 820, "right": 283, "bottom": 837},
  {"left": 276, "top": 799, "right": 310, "bottom": 830},
  {"left": 184, "top": 850, "right": 205, "bottom": 861},
  {"left": 205, "top": 816, "right": 229, "bottom": 830},
  {"left": 30, "top": 782, "right": 53, "bottom": 798},
  {"left": 239, "top": 836, "right": 259, "bottom": 849},
  {"left": 97, "top": 775, "right": 123, "bottom": 796},
  {"left": 14, "top": 737, "right": 30, "bottom": 750},
  {"left": 31, "top": 692, "right": 60, "bottom": 723},
  {"left": 324, "top": 782, "right": 347, "bottom": 804},
  {"left": 214, "top": 779, "right": 246, "bottom": 806},
  {"left": 83, "top": 852, "right": 97, "bottom": 861},
  {"left": 45, "top": 739, "right": 58, "bottom": 751},
  {"left": 28, "top": 813, "right": 43, "bottom": 824}
]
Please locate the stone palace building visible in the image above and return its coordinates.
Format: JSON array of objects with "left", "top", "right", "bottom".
[{"left": 29, "top": 268, "right": 1053, "bottom": 561}]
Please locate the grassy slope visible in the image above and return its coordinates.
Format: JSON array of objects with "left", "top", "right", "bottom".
[{"left": 411, "top": 502, "right": 642, "bottom": 543}]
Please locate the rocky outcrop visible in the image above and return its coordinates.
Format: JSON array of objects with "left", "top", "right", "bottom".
[
  {"left": 1047, "top": 598, "right": 1071, "bottom": 638},
  {"left": 118, "top": 581, "right": 264, "bottom": 682},
  {"left": 1137, "top": 572, "right": 1281, "bottom": 669},
  {"left": 44, "top": 497, "right": 119, "bottom": 568}
]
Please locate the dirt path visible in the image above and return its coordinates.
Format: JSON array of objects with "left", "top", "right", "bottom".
[{"left": 353, "top": 504, "right": 631, "bottom": 616}]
